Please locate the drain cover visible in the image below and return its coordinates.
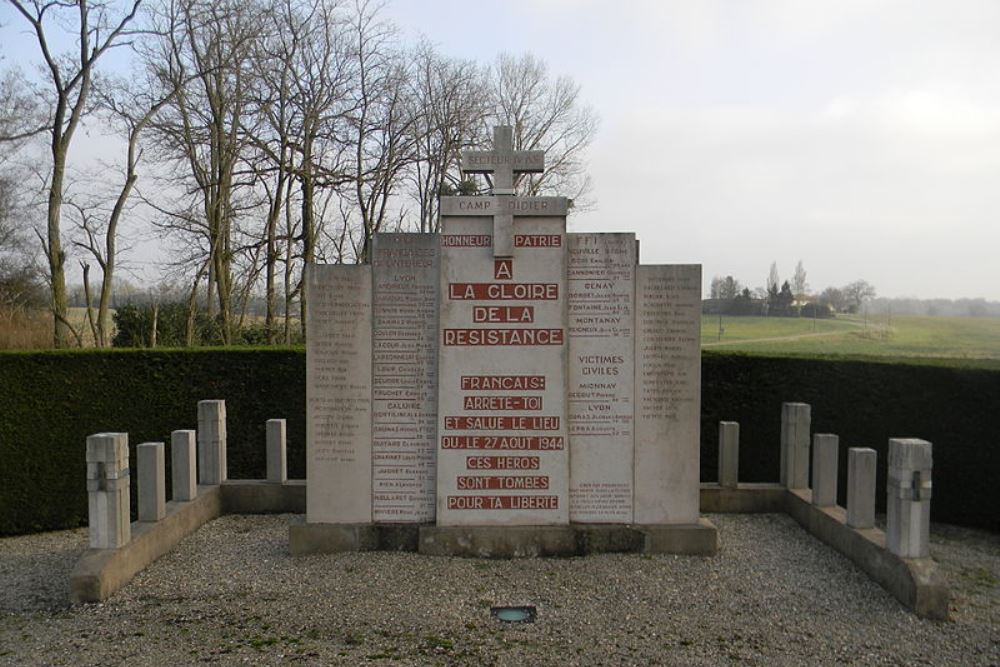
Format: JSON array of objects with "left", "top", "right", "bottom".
[{"left": 491, "top": 606, "right": 537, "bottom": 623}]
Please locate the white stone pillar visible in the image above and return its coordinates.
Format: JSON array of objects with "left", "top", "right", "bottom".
[
  {"left": 780, "top": 402, "right": 811, "bottom": 489},
  {"left": 197, "top": 400, "right": 227, "bottom": 485},
  {"left": 887, "top": 438, "right": 933, "bottom": 558},
  {"left": 846, "top": 447, "right": 876, "bottom": 529},
  {"left": 137, "top": 442, "right": 166, "bottom": 522},
  {"left": 718, "top": 421, "right": 739, "bottom": 489},
  {"left": 811, "top": 433, "right": 839, "bottom": 507},
  {"left": 266, "top": 419, "right": 287, "bottom": 484},
  {"left": 86, "top": 433, "right": 131, "bottom": 549},
  {"left": 171, "top": 430, "right": 197, "bottom": 501}
]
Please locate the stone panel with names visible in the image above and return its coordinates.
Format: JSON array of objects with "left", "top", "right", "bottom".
[
  {"left": 372, "top": 234, "right": 439, "bottom": 523},
  {"left": 633, "top": 264, "right": 702, "bottom": 525},
  {"left": 436, "top": 216, "right": 569, "bottom": 526},
  {"left": 567, "top": 233, "right": 636, "bottom": 523},
  {"left": 306, "top": 264, "right": 373, "bottom": 524}
]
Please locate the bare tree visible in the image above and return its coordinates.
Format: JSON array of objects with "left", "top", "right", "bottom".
[
  {"left": 0, "top": 171, "right": 44, "bottom": 313},
  {"left": 767, "top": 262, "right": 780, "bottom": 294},
  {"left": 5, "top": 0, "right": 142, "bottom": 346},
  {"left": 485, "top": 53, "right": 598, "bottom": 207},
  {"left": 340, "top": 0, "right": 419, "bottom": 263},
  {"left": 844, "top": 280, "right": 876, "bottom": 312},
  {"left": 275, "top": 0, "right": 353, "bottom": 338},
  {"left": 66, "top": 77, "right": 182, "bottom": 347},
  {"left": 792, "top": 260, "right": 808, "bottom": 299},
  {"left": 143, "top": 0, "right": 264, "bottom": 344},
  {"left": 0, "top": 67, "right": 45, "bottom": 146},
  {"left": 406, "top": 42, "right": 486, "bottom": 233}
]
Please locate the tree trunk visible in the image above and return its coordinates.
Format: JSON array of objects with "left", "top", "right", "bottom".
[
  {"left": 298, "top": 146, "right": 315, "bottom": 341},
  {"left": 150, "top": 301, "right": 158, "bottom": 348},
  {"left": 47, "top": 154, "right": 70, "bottom": 347}
]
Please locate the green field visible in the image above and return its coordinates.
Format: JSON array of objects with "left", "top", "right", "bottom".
[
  {"left": 30, "top": 309, "right": 1000, "bottom": 369},
  {"left": 702, "top": 314, "right": 1000, "bottom": 368}
]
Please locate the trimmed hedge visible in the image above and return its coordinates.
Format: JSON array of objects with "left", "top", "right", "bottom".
[
  {"left": 699, "top": 352, "right": 999, "bottom": 532},
  {"left": 0, "top": 348, "right": 305, "bottom": 536},
  {"left": 0, "top": 349, "right": 996, "bottom": 535}
]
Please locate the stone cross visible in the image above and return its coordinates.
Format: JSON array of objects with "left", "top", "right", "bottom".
[{"left": 461, "top": 126, "right": 545, "bottom": 257}]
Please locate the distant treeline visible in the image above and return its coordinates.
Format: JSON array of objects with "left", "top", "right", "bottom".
[{"left": 867, "top": 297, "right": 1000, "bottom": 318}]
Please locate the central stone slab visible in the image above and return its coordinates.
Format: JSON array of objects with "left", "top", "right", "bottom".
[
  {"left": 436, "top": 214, "right": 569, "bottom": 526},
  {"left": 295, "top": 125, "right": 715, "bottom": 556}
]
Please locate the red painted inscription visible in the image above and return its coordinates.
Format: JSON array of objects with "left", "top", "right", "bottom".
[
  {"left": 441, "top": 435, "right": 565, "bottom": 450},
  {"left": 443, "top": 328, "right": 564, "bottom": 346},
  {"left": 449, "top": 283, "right": 558, "bottom": 300},
  {"left": 472, "top": 306, "right": 534, "bottom": 323},
  {"left": 467, "top": 456, "right": 540, "bottom": 470},
  {"left": 444, "top": 416, "right": 560, "bottom": 430},
  {"left": 514, "top": 234, "right": 562, "bottom": 248},
  {"left": 461, "top": 375, "right": 545, "bottom": 390},
  {"left": 441, "top": 235, "right": 490, "bottom": 247},
  {"left": 494, "top": 259, "right": 513, "bottom": 280},
  {"left": 462, "top": 395, "right": 542, "bottom": 410},
  {"left": 456, "top": 475, "right": 550, "bottom": 490},
  {"left": 446, "top": 495, "right": 560, "bottom": 510}
]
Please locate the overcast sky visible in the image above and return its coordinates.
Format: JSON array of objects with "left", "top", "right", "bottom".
[
  {"left": 387, "top": 0, "right": 1000, "bottom": 300},
  {"left": 4, "top": 1, "right": 1000, "bottom": 300}
]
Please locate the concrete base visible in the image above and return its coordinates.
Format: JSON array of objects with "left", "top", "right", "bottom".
[
  {"left": 289, "top": 522, "right": 379, "bottom": 554},
  {"left": 419, "top": 525, "right": 578, "bottom": 558},
  {"left": 573, "top": 524, "right": 644, "bottom": 555},
  {"left": 416, "top": 521, "right": 717, "bottom": 558},
  {"left": 638, "top": 518, "right": 719, "bottom": 555},
  {"left": 700, "top": 482, "right": 786, "bottom": 513},
  {"left": 785, "top": 489, "right": 949, "bottom": 620},
  {"left": 288, "top": 522, "right": 421, "bottom": 555},
  {"left": 221, "top": 479, "right": 305, "bottom": 514},
  {"left": 70, "top": 485, "right": 223, "bottom": 603}
]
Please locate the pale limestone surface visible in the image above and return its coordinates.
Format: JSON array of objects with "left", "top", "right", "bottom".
[
  {"left": 718, "top": 421, "right": 740, "bottom": 488},
  {"left": 371, "top": 233, "right": 439, "bottom": 523},
  {"left": 170, "top": 430, "right": 197, "bottom": 501},
  {"left": 847, "top": 447, "right": 877, "bottom": 529},
  {"left": 811, "top": 433, "right": 839, "bottom": 507},
  {"left": 459, "top": 126, "right": 545, "bottom": 255},
  {"left": 137, "top": 442, "right": 166, "bottom": 522},
  {"left": 85, "top": 432, "right": 131, "bottom": 549},
  {"left": 436, "top": 215, "right": 569, "bottom": 526},
  {"left": 887, "top": 438, "right": 933, "bottom": 558},
  {"left": 633, "top": 264, "right": 702, "bottom": 525},
  {"left": 305, "top": 264, "right": 373, "bottom": 524},
  {"left": 567, "top": 232, "right": 636, "bottom": 523},
  {"left": 266, "top": 419, "right": 287, "bottom": 484},
  {"left": 197, "top": 400, "right": 227, "bottom": 485},
  {"left": 780, "top": 402, "right": 811, "bottom": 489}
]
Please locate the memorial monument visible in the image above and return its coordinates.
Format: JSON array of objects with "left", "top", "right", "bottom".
[{"left": 290, "top": 126, "right": 716, "bottom": 555}]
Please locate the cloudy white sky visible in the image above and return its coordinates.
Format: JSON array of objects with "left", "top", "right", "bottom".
[
  {"left": 388, "top": 0, "right": 1000, "bottom": 300},
  {"left": 4, "top": 1, "right": 999, "bottom": 299}
]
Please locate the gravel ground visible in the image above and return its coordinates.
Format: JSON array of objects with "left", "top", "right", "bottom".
[{"left": 1, "top": 513, "right": 997, "bottom": 666}]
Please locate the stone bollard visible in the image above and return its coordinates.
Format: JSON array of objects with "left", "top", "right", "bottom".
[
  {"left": 780, "top": 402, "right": 811, "bottom": 489},
  {"left": 887, "top": 438, "right": 933, "bottom": 558},
  {"left": 811, "top": 434, "right": 839, "bottom": 507},
  {"left": 197, "top": 400, "right": 227, "bottom": 485},
  {"left": 267, "top": 419, "right": 287, "bottom": 484},
  {"left": 171, "top": 430, "right": 197, "bottom": 501},
  {"left": 718, "top": 421, "right": 739, "bottom": 489},
  {"left": 137, "top": 442, "right": 166, "bottom": 522},
  {"left": 846, "top": 447, "right": 877, "bottom": 529},
  {"left": 86, "top": 433, "right": 131, "bottom": 549}
]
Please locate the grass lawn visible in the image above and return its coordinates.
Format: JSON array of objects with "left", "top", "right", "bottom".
[{"left": 703, "top": 314, "right": 1000, "bottom": 368}]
